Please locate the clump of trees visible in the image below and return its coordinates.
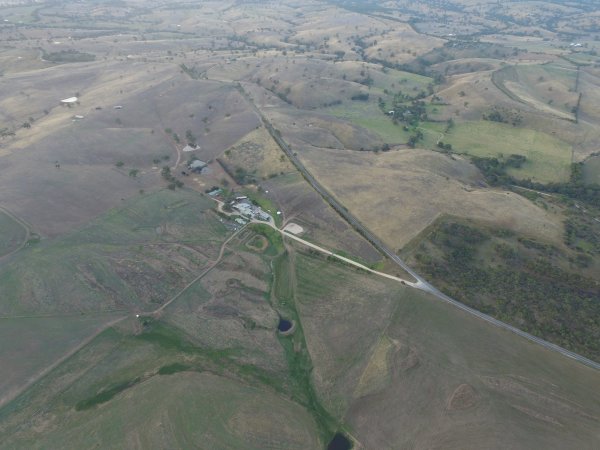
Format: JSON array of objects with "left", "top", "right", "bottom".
[
  {"left": 471, "top": 154, "right": 527, "bottom": 184},
  {"left": 161, "top": 166, "right": 183, "bottom": 190},
  {"left": 351, "top": 93, "right": 369, "bottom": 101},
  {"left": 381, "top": 91, "right": 428, "bottom": 127},
  {"left": 407, "top": 129, "right": 424, "bottom": 148},
  {"left": 564, "top": 212, "right": 600, "bottom": 256},
  {"left": 185, "top": 129, "right": 196, "bottom": 146},
  {"left": 42, "top": 50, "right": 95, "bottom": 63},
  {"left": 180, "top": 64, "right": 204, "bottom": 79},
  {"left": 474, "top": 156, "right": 600, "bottom": 207},
  {"left": 412, "top": 219, "right": 600, "bottom": 360},
  {"left": 233, "top": 166, "right": 257, "bottom": 185},
  {"left": 437, "top": 141, "right": 453, "bottom": 152},
  {"left": 482, "top": 107, "right": 523, "bottom": 126}
]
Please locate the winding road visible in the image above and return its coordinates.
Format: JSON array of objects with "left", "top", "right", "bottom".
[{"left": 237, "top": 82, "right": 600, "bottom": 371}]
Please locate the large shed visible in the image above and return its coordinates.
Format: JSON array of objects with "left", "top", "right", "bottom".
[
  {"left": 61, "top": 96, "right": 78, "bottom": 104},
  {"left": 189, "top": 160, "right": 207, "bottom": 172}
]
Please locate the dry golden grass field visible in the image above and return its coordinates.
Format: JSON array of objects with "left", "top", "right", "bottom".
[{"left": 298, "top": 146, "right": 565, "bottom": 250}]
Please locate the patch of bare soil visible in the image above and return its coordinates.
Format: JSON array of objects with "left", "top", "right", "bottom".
[
  {"left": 482, "top": 376, "right": 597, "bottom": 421},
  {"left": 76, "top": 264, "right": 122, "bottom": 305},
  {"left": 393, "top": 344, "right": 420, "bottom": 372},
  {"left": 511, "top": 404, "right": 562, "bottom": 426},
  {"left": 447, "top": 384, "right": 479, "bottom": 411},
  {"left": 283, "top": 222, "right": 304, "bottom": 235}
]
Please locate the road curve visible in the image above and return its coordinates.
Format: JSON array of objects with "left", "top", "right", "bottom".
[{"left": 238, "top": 83, "right": 600, "bottom": 371}]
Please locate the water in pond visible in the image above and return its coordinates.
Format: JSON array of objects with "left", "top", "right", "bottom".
[
  {"left": 278, "top": 318, "right": 292, "bottom": 332},
  {"left": 327, "top": 433, "right": 352, "bottom": 450}
]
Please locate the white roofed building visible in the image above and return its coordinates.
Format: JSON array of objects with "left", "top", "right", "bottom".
[{"left": 61, "top": 97, "right": 78, "bottom": 104}]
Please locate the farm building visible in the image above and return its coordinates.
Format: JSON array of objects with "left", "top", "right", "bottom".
[
  {"left": 232, "top": 200, "right": 271, "bottom": 222},
  {"left": 233, "top": 202, "right": 253, "bottom": 216},
  {"left": 183, "top": 144, "right": 201, "bottom": 152},
  {"left": 189, "top": 160, "right": 207, "bottom": 172},
  {"left": 60, "top": 96, "right": 78, "bottom": 104}
]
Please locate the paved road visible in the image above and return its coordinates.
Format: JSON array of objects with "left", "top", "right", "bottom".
[{"left": 238, "top": 83, "right": 600, "bottom": 371}]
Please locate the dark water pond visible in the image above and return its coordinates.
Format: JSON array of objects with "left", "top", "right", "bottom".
[
  {"left": 277, "top": 318, "right": 292, "bottom": 332},
  {"left": 327, "top": 433, "right": 352, "bottom": 450}
]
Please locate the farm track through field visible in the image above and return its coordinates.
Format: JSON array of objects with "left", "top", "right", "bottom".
[
  {"left": 258, "top": 219, "right": 420, "bottom": 288},
  {"left": 0, "top": 206, "right": 31, "bottom": 263},
  {"left": 150, "top": 224, "right": 246, "bottom": 315},
  {"left": 237, "top": 82, "right": 600, "bottom": 371},
  {"left": 0, "top": 315, "right": 128, "bottom": 410},
  {"left": 0, "top": 224, "right": 245, "bottom": 410}
]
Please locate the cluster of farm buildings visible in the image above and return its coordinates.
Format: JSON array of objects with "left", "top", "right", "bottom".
[{"left": 231, "top": 197, "right": 272, "bottom": 222}]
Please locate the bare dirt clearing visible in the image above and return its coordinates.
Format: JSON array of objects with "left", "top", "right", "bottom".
[{"left": 283, "top": 222, "right": 304, "bottom": 235}]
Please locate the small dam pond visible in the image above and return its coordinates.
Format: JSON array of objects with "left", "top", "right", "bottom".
[
  {"left": 277, "top": 318, "right": 292, "bottom": 332},
  {"left": 327, "top": 433, "right": 352, "bottom": 450}
]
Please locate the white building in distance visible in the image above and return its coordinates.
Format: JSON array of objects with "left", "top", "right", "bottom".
[{"left": 61, "top": 97, "right": 78, "bottom": 104}]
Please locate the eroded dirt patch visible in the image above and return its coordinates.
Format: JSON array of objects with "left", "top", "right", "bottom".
[
  {"left": 283, "top": 222, "right": 304, "bottom": 235},
  {"left": 511, "top": 404, "right": 562, "bottom": 427},
  {"left": 447, "top": 383, "right": 479, "bottom": 411}
]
